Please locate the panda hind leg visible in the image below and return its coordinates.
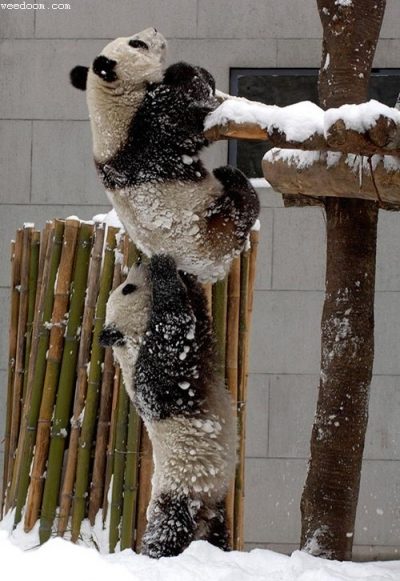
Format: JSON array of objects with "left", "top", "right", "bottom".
[
  {"left": 204, "top": 501, "right": 231, "bottom": 551},
  {"left": 141, "top": 493, "right": 196, "bottom": 558},
  {"left": 208, "top": 166, "right": 260, "bottom": 242}
]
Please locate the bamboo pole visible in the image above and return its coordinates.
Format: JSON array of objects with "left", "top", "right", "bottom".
[
  {"left": 109, "top": 236, "right": 139, "bottom": 552},
  {"left": 10, "top": 231, "right": 40, "bottom": 521},
  {"left": 57, "top": 224, "right": 105, "bottom": 538},
  {"left": 1, "top": 231, "right": 23, "bottom": 516},
  {"left": 38, "top": 222, "right": 54, "bottom": 276},
  {"left": 226, "top": 257, "right": 241, "bottom": 405},
  {"left": 102, "top": 366, "right": 121, "bottom": 525},
  {"left": 225, "top": 257, "right": 241, "bottom": 542},
  {"left": 88, "top": 239, "right": 123, "bottom": 526},
  {"left": 88, "top": 347, "right": 115, "bottom": 526},
  {"left": 233, "top": 246, "right": 250, "bottom": 550},
  {"left": 6, "top": 226, "right": 33, "bottom": 509},
  {"left": 39, "top": 222, "right": 94, "bottom": 543},
  {"left": 202, "top": 283, "right": 213, "bottom": 318},
  {"left": 233, "top": 232, "right": 260, "bottom": 550},
  {"left": 24, "top": 219, "right": 79, "bottom": 531},
  {"left": 70, "top": 226, "right": 118, "bottom": 543},
  {"left": 120, "top": 240, "right": 142, "bottom": 550},
  {"left": 120, "top": 402, "right": 141, "bottom": 550},
  {"left": 212, "top": 278, "right": 228, "bottom": 375},
  {"left": 108, "top": 379, "right": 129, "bottom": 552},
  {"left": 135, "top": 425, "right": 153, "bottom": 551},
  {"left": 12, "top": 223, "right": 58, "bottom": 526},
  {"left": 12, "top": 224, "right": 57, "bottom": 525},
  {"left": 247, "top": 230, "right": 260, "bottom": 329},
  {"left": 22, "top": 231, "right": 40, "bottom": 402},
  {"left": 101, "top": 239, "right": 124, "bottom": 526}
]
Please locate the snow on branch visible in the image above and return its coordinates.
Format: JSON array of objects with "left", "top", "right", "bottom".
[
  {"left": 263, "top": 148, "right": 400, "bottom": 208},
  {"left": 205, "top": 98, "right": 400, "bottom": 156}
]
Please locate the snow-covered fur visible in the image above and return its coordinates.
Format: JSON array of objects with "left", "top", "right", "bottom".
[
  {"left": 70, "top": 30, "right": 260, "bottom": 282},
  {"left": 100, "top": 255, "right": 236, "bottom": 558}
]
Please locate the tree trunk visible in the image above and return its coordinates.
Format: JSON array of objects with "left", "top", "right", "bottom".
[
  {"left": 300, "top": 0, "right": 386, "bottom": 560},
  {"left": 317, "top": 0, "right": 386, "bottom": 110},
  {"left": 300, "top": 198, "right": 378, "bottom": 559}
]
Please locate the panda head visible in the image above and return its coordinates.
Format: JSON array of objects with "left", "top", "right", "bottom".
[
  {"left": 70, "top": 27, "right": 167, "bottom": 93},
  {"left": 100, "top": 258, "right": 152, "bottom": 363}
]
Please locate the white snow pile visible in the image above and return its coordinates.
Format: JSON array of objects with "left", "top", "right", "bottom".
[
  {"left": 205, "top": 98, "right": 400, "bottom": 142},
  {"left": 264, "top": 149, "right": 322, "bottom": 169},
  {"left": 263, "top": 148, "right": 400, "bottom": 174},
  {"left": 324, "top": 99, "right": 400, "bottom": 133},
  {"left": 335, "top": 0, "right": 353, "bottom": 7},
  {"left": 1, "top": 531, "right": 400, "bottom": 581},
  {"left": 93, "top": 208, "right": 123, "bottom": 229},
  {"left": 205, "top": 99, "right": 324, "bottom": 143}
]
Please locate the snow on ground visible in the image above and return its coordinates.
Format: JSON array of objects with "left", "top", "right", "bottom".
[
  {"left": 205, "top": 98, "right": 400, "bottom": 142},
  {"left": 1, "top": 518, "right": 400, "bottom": 581}
]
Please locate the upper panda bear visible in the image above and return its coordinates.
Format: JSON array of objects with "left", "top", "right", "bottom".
[{"left": 70, "top": 28, "right": 260, "bottom": 282}]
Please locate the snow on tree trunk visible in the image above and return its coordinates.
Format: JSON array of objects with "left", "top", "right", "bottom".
[{"left": 300, "top": 0, "right": 386, "bottom": 560}]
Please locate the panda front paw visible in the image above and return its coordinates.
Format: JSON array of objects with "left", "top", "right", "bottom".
[
  {"left": 99, "top": 325, "right": 126, "bottom": 347},
  {"left": 213, "top": 166, "right": 252, "bottom": 192},
  {"left": 197, "top": 67, "right": 216, "bottom": 94},
  {"left": 163, "top": 62, "right": 200, "bottom": 86}
]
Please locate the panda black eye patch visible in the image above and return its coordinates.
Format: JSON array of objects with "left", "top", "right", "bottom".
[
  {"left": 93, "top": 56, "right": 117, "bottom": 82},
  {"left": 122, "top": 283, "right": 138, "bottom": 295},
  {"left": 129, "top": 39, "right": 149, "bottom": 50}
]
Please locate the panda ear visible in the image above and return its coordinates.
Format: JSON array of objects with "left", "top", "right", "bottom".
[{"left": 70, "top": 66, "right": 89, "bottom": 91}]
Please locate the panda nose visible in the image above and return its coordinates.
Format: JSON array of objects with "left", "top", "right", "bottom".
[{"left": 153, "top": 28, "right": 157, "bottom": 33}]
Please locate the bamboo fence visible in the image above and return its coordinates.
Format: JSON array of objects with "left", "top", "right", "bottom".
[{"left": 0, "top": 219, "right": 260, "bottom": 553}]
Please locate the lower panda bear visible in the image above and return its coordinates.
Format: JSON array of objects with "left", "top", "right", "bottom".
[
  {"left": 100, "top": 254, "right": 236, "bottom": 557},
  {"left": 70, "top": 29, "right": 260, "bottom": 282}
]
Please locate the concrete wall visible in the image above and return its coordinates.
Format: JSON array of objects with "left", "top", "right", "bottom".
[
  {"left": 245, "top": 187, "right": 400, "bottom": 560},
  {"left": 1, "top": 0, "right": 400, "bottom": 558}
]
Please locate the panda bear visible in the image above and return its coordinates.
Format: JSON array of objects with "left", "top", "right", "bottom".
[
  {"left": 70, "top": 28, "right": 260, "bottom": 283},
  {"left": 99, "top": 254, "right": 236, "bottom": 558}
]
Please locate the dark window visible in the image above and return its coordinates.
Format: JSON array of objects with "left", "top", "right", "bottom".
[{"left": 229, "top": 68, "right": 400, "bottom": 178}]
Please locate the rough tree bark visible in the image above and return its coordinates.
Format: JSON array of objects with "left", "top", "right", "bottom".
[{"left": 300, "top": 0, "right": 386, "bottom": 560}]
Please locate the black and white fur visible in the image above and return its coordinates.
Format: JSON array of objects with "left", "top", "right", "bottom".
[
  {"left": 100, "top": 255, "right": 236, "bottom": 558},
  {"left": 70, "top": 29, "right": 260, "bottom": 282}
]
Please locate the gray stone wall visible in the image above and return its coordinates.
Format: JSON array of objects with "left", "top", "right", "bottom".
[{"left": 1, "top": 0, "right": 400, "bottom": 558}]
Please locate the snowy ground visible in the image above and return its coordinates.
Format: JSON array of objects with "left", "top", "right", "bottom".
[{"left": 1, "top": 524, "right": 400, "bottom": 581}]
